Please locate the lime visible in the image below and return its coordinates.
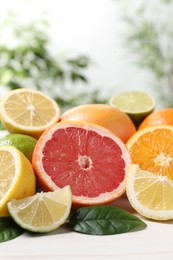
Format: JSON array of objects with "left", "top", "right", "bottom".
[
  {"left": 109, "top": 91, "right": 155, "bottom": 126},
  {"left": 0, "top": 134, "right": 37, "bottom": 161},
  {"left": 0, "top": 146, "right": 36, "bottom": 216},
  {"left": 7, "top": 186, "right": 72, "bottom": 233}
]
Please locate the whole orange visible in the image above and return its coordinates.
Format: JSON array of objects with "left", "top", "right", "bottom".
[
  {"left": 60, "top": 104, "right": 136, "bottom": 143},
  {"left": 139, "top": 108, "right": 173, "bottom": 130}
]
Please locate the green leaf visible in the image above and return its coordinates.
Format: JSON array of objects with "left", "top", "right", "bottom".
[
  {"left": 67, "top": 56, "right": 90, "bottom": 68},
  {"left": 70, "top": 71, "right": 88, "bottom": 82},
  {"left": 68, "top": 205, "right": 147, "bottom": 235},
  {"left": 0, "top": 217, "right": 24, "bottom": 243}
]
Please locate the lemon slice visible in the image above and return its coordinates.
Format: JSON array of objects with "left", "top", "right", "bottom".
[
  {"left": 0, "top": 88, "right": 61, "bottom": 138},
  {"left": 110, "top": 91, "right": 155, "bottom": 125},
  {"left": 7, "top": 186, "right": 72, "bottom": 233},
  {"left": 0, "top": 146, "right": 36, "bottom": 216},
  {"left": 126, "top": 164, "right": 173, "bottom": 220}
]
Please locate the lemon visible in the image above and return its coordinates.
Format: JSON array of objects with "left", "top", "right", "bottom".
[
  {"left": 126, "top": 164, "right": 173, "bottom": 220},
  {"left": 0, "top": 88, "right": 61, "bottom": 138},
  {"left": 110, "top": 91, "right": 155, "bottom": 126},
  {"left": 0, "top": 146, "right": 36, "bottom": 216},
  {"left": 7, "top": 186, "right": 72, "bottom": 233},
  {"left": 0, "top": 134, "right": 37, "bottom": 162}
]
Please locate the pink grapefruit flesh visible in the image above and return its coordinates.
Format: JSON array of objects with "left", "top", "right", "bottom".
[{"left": 32, "top": 121, "right": 131, "bottom": 207}]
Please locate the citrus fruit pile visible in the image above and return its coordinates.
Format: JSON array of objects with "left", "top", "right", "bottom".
[
  {"left": 0, "top": 88, "right": 72, "bottom": 232},
  {"left": 0, "top": 88, "right": 135, "bottom": 233},
  {"left": 110, "top": 91, "right": 173, "bottom": 220},
  {"left": 126, "top": 124, "right": 173, "bottom": 220},
  {"left": 1, "top": 87, "right": 173, "bottom": 235}
]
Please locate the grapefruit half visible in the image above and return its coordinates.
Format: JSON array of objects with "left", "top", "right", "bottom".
[{"left": 32, "top": 121, "right": 131, "bottom": 207}]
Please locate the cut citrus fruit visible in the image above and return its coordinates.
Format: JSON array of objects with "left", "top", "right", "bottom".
[
  {"left": 0, "top": 134, "right": 37, "bottom": 162},
  {"left": 60, "top": 104, "right": 136, "bottom": 143},
  {"left": 126, "top": 125, "right": 173, "bottom": 180},
  {"left": 139, "top": 108, "right": 173, "bottom": 129},
  {"left": 7, "top": 186, "right": 72, "bottom": 233},
  {"left": 0, "top": 146, "right": 36, "bottom": 216},
  {"left": 0, "top": 88, "right": 61, "bottom": 138},
  {"left": 109, "top": 91, "right": 155, "bottom": 125},
  {"left": 126, "top": 164, "right": 173, "bottom": 220},
  {"left": 32, "top": 121, "right": 131, "bottom": 207}
]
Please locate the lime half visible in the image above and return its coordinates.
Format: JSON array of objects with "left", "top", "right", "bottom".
[{"left": 110, "top": 91, "right": 155, "bottom": 125}]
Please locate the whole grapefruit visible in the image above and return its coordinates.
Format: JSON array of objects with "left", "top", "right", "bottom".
[{"left": 60, "top": 104, "right": 136, "bottom": 143}]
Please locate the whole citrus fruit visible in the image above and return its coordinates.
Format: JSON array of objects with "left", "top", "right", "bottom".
[
  {"left": 139, "top": 108, "right": 173, "bottom": 130},
  {"left": 32, "top": 121, "right": 131, "bottom": 208},
  {"left": 0, "top": 134, "right": 37, "bottom": 161},
  {"left": 60, "top": 104, "right": 136, "bottom": 143}
]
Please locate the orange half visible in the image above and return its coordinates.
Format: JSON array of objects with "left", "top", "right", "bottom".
[{"left": 126, "top": 125, "right": 173, "bottom": 180}]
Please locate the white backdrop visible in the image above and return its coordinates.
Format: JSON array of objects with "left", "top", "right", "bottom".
[{"left": 0, "top": 0, "right": 152, "bottom": 99}]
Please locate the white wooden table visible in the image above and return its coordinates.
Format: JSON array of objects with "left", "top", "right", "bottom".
[{"left": 1, "top": 196, "right": 173, "bottom": 260}]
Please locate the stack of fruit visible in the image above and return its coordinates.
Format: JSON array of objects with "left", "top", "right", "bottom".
[
  {"left": 0, "top": 88, "right": 173, "bottom": 240},
  {"left": 110, "top": 91, "right": 173, "bottom": 220}
]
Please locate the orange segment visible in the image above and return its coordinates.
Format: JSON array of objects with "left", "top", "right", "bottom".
[{"left": 126, "top": 125, "right": 173, "bottom": 180}]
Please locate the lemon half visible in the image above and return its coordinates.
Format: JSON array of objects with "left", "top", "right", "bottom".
[
  {"left": 0, "top": 88, "right": 61, "bottom": 138},
  {"left": 0, "top": 146, "right": 36, "bottom": 216},
  {"left": 126, "top": 164, "right": 173, "bottom": 220}
]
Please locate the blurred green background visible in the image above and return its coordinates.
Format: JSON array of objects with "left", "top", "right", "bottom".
[
  {"left": 0, "top": 12, "right": 106, "bottom": 111},
  {"left": 0, "top": 0, "right": 173, "bottom": 114}
]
